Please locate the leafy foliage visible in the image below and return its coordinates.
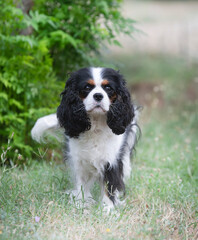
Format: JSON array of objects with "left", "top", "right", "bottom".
[
  {"left": 29, "top": 0, "right": 135, "bottom": 78},
  {"left": 0, "top": 0, "right": 135, "bottom": 164}
]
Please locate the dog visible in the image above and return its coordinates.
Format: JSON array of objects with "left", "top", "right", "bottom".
[{"left": 31, "top": 67, "right": 139, "bottom": 211}]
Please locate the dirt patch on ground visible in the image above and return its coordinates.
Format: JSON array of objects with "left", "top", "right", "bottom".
[
  {"left": 186, "top": 79, "right": 198, "bottom": 101},
  {"left": 130, "top": 82, "right": 165, "bottom": 108}
]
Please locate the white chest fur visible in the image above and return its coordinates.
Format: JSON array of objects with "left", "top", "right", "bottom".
[{"left": 68, "top": 115, "right": 124, "bottom": 176}]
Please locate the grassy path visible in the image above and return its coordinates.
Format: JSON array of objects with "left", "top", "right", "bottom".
[
  {"left": 1, "top": 109, "right": 197, "bottom": 239},
  {"left": 1, "top": 55, "right": 198, "bottom": 239}
]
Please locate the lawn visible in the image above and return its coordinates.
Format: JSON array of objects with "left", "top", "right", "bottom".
[{"left": 0, "top": 54, "right": 198, "bottom": 239}]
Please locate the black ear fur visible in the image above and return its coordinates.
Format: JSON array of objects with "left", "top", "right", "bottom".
[
  {"left": 57, "top": 76, "right": 91, "bottom": 138},
  {"left": 107, "top": 77, "right": 134, "bottom": 135}
]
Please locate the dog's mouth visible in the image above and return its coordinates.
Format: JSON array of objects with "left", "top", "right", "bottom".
[{"left": 88, "top": 105, "right": 107, "bottom": 113}]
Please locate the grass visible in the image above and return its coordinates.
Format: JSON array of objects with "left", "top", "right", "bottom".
[{"left": 1, "top": 54, "right": 198, "bottom": 239}]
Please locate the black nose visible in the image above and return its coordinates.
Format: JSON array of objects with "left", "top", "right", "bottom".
[{"left": 93, "top": 93, "right": 103, "bottom": 102}]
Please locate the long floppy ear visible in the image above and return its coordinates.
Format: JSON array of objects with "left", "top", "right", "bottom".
[
  {"left": 57, "top": 76, "right": 91, "bottom": 138},
  {"left": 107, "top": 78, "right": 134, "bottom": 135}
]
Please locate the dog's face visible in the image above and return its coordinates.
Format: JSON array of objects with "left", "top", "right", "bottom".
[
  {"left": 57, "top": 67, "right": 134, "bottom": 138},
  {"left": 78, "top": 68, "right": 119, "bottom": 114}
]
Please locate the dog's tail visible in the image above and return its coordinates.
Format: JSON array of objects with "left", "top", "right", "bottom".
[{"left": 31, "top": 113, "right": 64, "bottom": 143}]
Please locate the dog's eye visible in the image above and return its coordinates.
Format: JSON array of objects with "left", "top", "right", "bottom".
[
  {"left": 84, "top": 84, "right": 92, "bottom": 90},
  {"left": 104, "top": 85, "right": 112, "bottom": 91}
]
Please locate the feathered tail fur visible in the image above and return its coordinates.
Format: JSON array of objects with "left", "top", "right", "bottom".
[{"left": 31, "top": 113, "right": 63, "bottom": 143}]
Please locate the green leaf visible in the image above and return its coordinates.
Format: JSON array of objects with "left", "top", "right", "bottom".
[
  {"left": 9, "top": 99, "right": 24, "bottom": 110},
  {"left": 50, "top": 30, "right": 77, "bottom": 48},
  {"left": 0, "top": 76, "right": 12, "bottom": 88},
  {"left": 113, "top": 39, "right": 122, "bottom": 47},
  {"left": 0, "top": 92, "right": 8, "bottom": 101}
]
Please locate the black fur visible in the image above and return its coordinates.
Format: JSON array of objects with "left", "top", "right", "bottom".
[
  {"left": 104, "top": 161, "right": 125, "bottom": 203},
  {"left": 102, "top": 69, "right": 134, "bottom": 135},
  {"left": 57, "top": 69, "right": 91, "bottom": 138},
  {"left": 103, "top": 124, "right": 136, "bottom": 203}
]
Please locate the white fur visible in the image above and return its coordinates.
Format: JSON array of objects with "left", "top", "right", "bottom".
[
  {"left": 68, "top": 114, "right": 125, "bottom": 203},
  {"left": 83, "top": 86, "right": 110, "bottom": 113},
  {"left": 91, "top": 67, "right": 103, "bottom": 85},
  {"left": 31, "top": 114, "right": 63, "bottom": 143}
]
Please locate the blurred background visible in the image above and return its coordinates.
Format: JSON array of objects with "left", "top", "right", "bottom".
[{"left": 108, "top": 0, "right": 198, "bottom": 61}]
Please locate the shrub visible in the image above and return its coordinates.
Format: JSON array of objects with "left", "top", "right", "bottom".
[
  {"left": 0, "top": 0, "right": 135, "bottom": 164},
  {"left": 29, "top": 0, "right": 135, "bottom": 78}
]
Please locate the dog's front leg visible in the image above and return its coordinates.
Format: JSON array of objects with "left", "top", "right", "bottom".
[{"left": 67, "top": 163, "right": 95, "bottom": 207}]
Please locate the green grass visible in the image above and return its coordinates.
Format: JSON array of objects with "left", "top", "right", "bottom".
[{"left": 1, "top": 54, "right": 198, "bottom": 239}]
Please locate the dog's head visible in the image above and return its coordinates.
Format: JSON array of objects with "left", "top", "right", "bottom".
[{"left": 57, "top": 67, "right": 134, "bottom": 137}]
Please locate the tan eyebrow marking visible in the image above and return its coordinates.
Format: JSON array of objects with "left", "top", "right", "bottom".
[
  {"left": 101, "top": 79, "right": 109, "bottom": 85},
  {"left": 87, "top": 79, "right": 95, "bottom": 85}
]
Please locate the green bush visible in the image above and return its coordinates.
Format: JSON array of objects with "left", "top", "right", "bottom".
[
  {"left": 31, "top": 0, "right": 135, "bottom": 79},
  {"left": 0, "top": 0, "right": 135, "bottom": 164}
]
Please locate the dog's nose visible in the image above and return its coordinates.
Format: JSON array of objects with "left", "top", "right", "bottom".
[{"left": 93, "top": 93, "right": 103, "bottom": 102}]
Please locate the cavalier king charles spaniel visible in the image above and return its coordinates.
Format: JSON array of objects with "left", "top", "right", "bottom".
[{"left": 31, "top": 67, "right": 139, "bottom": 211}]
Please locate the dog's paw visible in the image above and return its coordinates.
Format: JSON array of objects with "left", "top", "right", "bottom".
[
  {"left": 66, "top": 189, "right": 79, "bottom": 198},
  {"left": 102, "top": 204, "right": 114, "bottom": 214}
]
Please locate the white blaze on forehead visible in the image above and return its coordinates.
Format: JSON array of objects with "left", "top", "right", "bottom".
[
  {"left": 91, "top": 67, "right": 103, "bottom": 86},
  {"left": 83, "top": 67, "right": 110, "bottom": 113}
]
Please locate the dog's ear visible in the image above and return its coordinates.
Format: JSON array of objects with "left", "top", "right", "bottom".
[
  {"left": 57, "top": 74, "right": 91, "bottom": 138},
  {"left": 107, "top": 76, "right": 134, "bottom": 135}
]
